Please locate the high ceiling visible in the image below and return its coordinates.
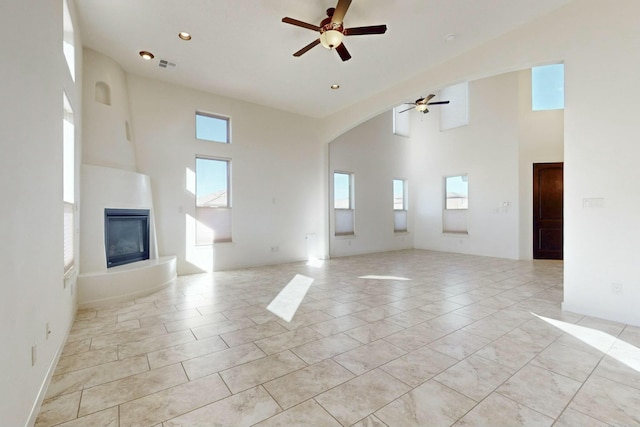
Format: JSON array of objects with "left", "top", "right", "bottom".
[{"left": 75, "top": 0, "right": 571, "bottom": 118}]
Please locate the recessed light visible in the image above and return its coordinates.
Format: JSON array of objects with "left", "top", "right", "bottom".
[
  {"left": 445, "top": 33, "right": 457, "bottom": 42},
  {"left": 330, "top": 84, "right": 340, "bottom": 90},
  {"left": 178, "top": 32, "right": 192, "bottom": 41},
  {"left": 139, "top": 50, "right": 154, "bottom": 60}
]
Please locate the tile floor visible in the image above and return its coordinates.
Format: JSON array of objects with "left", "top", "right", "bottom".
[{"left": 35, "top": 250, "right": 640, "bottom": 426}]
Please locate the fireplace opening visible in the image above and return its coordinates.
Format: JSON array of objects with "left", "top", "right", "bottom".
[{"left": 104, "top": 208, "right": 150, "bottom": 268}]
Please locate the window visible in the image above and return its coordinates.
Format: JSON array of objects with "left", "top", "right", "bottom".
[
  {"left": 334, "top": 172, "right": 353, "bottom": 209},
  {"left": 62, "top": 0, "right": 75, "bottom": 81},
  {"left": 440, "top": 82, "right": 468, "bottom": 131},
  {"left": 393, "top": 179, "right": 406, "bottom": 210},
  {"left": 196, "top": 157, "right": 229, "bottom": 207},
  {"left": 334, "top": 172, "right": 354, "bottom": 236},
  {"left": 196, "top": 111, "right": 230, "bottom": 143},
  {"left": 392, "top": 106, "right": 410, "bottom": 137},
  {"left": 445, "top": 175, "right": 468, "bottom": 209},
  {"left": 63, "top": 92, "right": 75, "bottom": 272},
  {"left": 444, "top": 174, "right": 468, "bottom": 234},
  {"left": 195, "top": 157, "right": 231, "bottom": 244},
  {"left": 532, "top": 64, "right": 564, "bottom": 111},
  {"left": 393, "top": 179, "right": 407, "bottom": 232}
]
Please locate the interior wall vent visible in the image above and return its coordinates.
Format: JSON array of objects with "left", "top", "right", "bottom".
[{"left": 158, "top": 59, "right": 177, "bottom": 70}]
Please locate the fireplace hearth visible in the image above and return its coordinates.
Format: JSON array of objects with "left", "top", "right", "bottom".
[{"left": 104, "top": 208, "right": 150, "bottom": 268}]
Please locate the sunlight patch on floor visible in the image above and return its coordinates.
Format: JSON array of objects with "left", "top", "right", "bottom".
[
  {"left": 267, "top": 274, "right": 313, "bottom": 322},
  {"left": 534, "top": 313, "right": 640, "bottom": 373},
  {"left": 306, "top": 257, "right": 325, "bottom": 268}
]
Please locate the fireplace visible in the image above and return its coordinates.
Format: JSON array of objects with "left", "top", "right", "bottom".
[{"left": 104, "top": 208, "right": 150, "bottom": 268}]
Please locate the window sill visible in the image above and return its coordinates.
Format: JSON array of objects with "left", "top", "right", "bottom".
[
  {"left": 64, "top": 265, "right": 76, "bottom": 280},
  {"left": 335, "top": 233, "right": 355, "bottom": 238},
  {"left": 195, "top": 239, "right": 233, "bottom": 246}
]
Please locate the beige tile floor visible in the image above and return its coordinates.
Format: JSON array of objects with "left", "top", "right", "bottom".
[{"left": 35, "top": 250, "right": 640, "bottom": 426}]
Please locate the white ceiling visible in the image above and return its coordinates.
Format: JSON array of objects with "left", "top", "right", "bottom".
[{"left": 75, "top": 0, "right": 571, "bottom": 118}]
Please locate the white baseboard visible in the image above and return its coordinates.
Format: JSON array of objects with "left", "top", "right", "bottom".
[{"left": 25, "top": 305, "right": 77, "bottom": 427}]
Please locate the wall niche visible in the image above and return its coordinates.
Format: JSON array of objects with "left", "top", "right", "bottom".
[{"left": 95, "top": 81, "right": 111, "bottom": 106}]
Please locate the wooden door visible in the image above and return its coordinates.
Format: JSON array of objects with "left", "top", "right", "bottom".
[{"left": 533, "top": 163, "right": 563, "bottom": 260}]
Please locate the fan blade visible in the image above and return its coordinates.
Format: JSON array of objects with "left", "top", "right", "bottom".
[
  {"left": 282, "top": 17, "right": 320, "bottom": 32},
  {"left": 332, "top": 0, "right": 352, "bottom": 24},
  {"left": 335, "top": 43, "right": 351, "bottom": 61},
  {"left": 427, "top": 101, "right": 450, "bottom": 105},
  {"left": 345, "top": 25, "right": 387, "bottom": 36},
  {"left": 293, "top": 39, "right": 321, "bottom": 57},
  {"left": 425, "top": 94, "right": 436, "bottom": 103},
  {"left": 398, "top": 107, "right": 414, "bottom": 113}
]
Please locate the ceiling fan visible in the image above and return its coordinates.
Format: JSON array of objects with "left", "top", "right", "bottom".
[
  {"left": 282, "top": 0, "right": 387, "bottom": 61},
  {"left": 399, "top": 94, "right": 450, "bottom": 114}
]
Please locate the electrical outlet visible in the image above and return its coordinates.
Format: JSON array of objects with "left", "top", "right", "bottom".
[
  {"left": 31, "top": 344, "right": 37, "bottom": 366},
  {"left": 611, "top": 283, "right": 623, "bottom": 295}
]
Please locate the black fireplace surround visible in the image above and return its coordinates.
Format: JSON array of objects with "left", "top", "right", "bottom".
[{"left": 104, "top": 208, "right": 150, "bottom": 268}]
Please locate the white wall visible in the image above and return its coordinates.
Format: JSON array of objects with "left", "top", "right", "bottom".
[
  {"left": 561, "top": 0, "right": 640, "bottom": 325},
  {"left": 328, "top": 111, "right": 413, "bottom": 257},
  {"left": 127, "top": 76, "right": 328, "bottom": 274},
  {"left": 411, "top": 72, "right": 521, "bottom": 259},
  {"left": 0, "top": 1, "right": 82, "bottom": 425},
  {"left": 320, "top": 0, "right": 640, "bottom": 326},
  {"left": 409, "top": 69, "right": 563, "bottom": 260},
  {"left": 3, "top": 3, "right": 640, "bottom": 425},
  {"left": 82, "top": 48, "right": 137, "bottom": 171}
]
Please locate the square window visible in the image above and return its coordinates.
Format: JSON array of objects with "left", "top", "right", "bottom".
[
  {"left": 196, "top": 112, "right": 230, "bottom": 143},
  {"left": 532, "top": 64, "right": 564, "bottom": 111}
]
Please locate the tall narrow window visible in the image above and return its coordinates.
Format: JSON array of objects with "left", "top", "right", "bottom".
[
  {"left": 334, "top": 172, "right": 354, "bottom": 236},
  {"left": 443, "top": 174, "right": 468, "bottom": 233},
  {"left": 195, "top": 157, "right": 232, "bottom": 244},
  {"left": 62, "top": 0, "right": 75, "bottom": 81},
  {"left": 196, "top": 111, "right": 230, "bottom": 143},
  {"left": 393, "top": 179, "right": 407, "bottom": 232},
  {"left": 63, "top": 92, "right": 75, "bottom": 272},
  {"left": 392, "top": 106, "right": 410, "bottom": 137},
  {"left": 445, "top": 175, "right": 468, "bottom": 209},
  {"left": 440, "top": 82, "right": 468, "bottom": 131},
  {"left": 532, "top": 64, "right": 564, "bottom": 111}
]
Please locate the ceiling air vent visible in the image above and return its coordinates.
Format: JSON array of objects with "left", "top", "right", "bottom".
[{"left": 158, "top": 59, "right": 177, "bottom": 70}]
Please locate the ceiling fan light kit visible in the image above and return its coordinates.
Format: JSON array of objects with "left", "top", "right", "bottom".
[
  {"left": 320, "top": 28, "right": 344, "bottom": 49},
  {"left": 399, "top": 94, "right": 450, "bottom": 114},
  {"left": 282, "top": 0, "right": 387, "bottom": 61}
]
